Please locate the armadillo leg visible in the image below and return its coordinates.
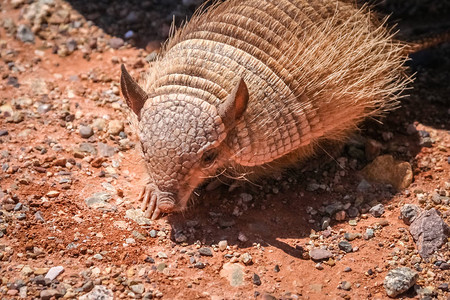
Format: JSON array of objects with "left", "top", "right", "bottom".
[
  {"left": 139, "top": 186, "right": 159, "bottom": 219},
  {"left": 151, "top": 206, "right": 161, "bottom": 220}
]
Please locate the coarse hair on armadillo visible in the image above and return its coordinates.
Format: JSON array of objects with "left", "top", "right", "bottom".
[{"left": 138, "top": 0, "right": 411, "bottom": 178}]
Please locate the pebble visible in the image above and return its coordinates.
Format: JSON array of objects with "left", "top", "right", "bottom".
[
  {"left": 241, "top": 253, "right": 252, "bottom": 265},
  {"left": 309, "top": 249, "right": 333, "bottom": 261},
  {"left": 124, "top": 209, "right": 152, "bottom": 225},
  {"left": 79, "top": 285, "right": 113, "bottom": 300},
  {"left": 344, "top": 232, "right": 361, "bottom": 241},
  {"left": 252, "top": 273, "right": 261, "bottom": 286},
  {"left": 109, "top": 38, "right": 124, "bottom": 49},
  {"left": 16, "top": 24, "right": 35, "bottom": 43},
  {"left": 369, "top": 204, "right": 385, "bottom": 217},
  {"left": 340, "top": 281, "right": 352, "bottom": 291},
  {"left": 97, "top": 142, "right": 116, "bottom": 157},
  {"left": 198, "top": 247, "right": 213, "bottom": 256},
  {"left": 107, "top": 120, "right": 124, "bottom": 136},
  {"left": 220, "top": 263, "right": 244, "bottom": 287},
  {"left": 44, "top": 266, "right": 64, "bottom": 281},
  {"left": 130, "top": 284, "right": 145, "bottom": 294},
  {"left": 344, "top": 267, "right": 352, "bottom": 272},
  {"left": 338, "top": 241, "right": 353, "bottom": 253},
  {"left": 400, "top": 204, "right": 421, "bottom": 225},
  {"left": 85, "top": 192, "right": 116, "bottom": 212},
  {"left": 409, "top": 208, "right": 450, "bottom": 258},
  {"left": 362, "top": 155, "right": 413, "bottom": 190},
  {"left": 218, "top": 240, "right": 228, "bottom": 251},
  {"left": 92, "top": 118, "right": 106, "bottom": 131},
  {"left": 364, "top": 228, "right": 375, "bottom": 240},
  {"left": 383, "top": 267, "right": 418, "bottom": 298},
  {"left": 79, "top": 125, "right": 94, "bottom": 138},
  {"left": 35, "top": 211, "right": 45, "bottom": 222},
  {"left": 40, "top": 289, "right": 60, "bottom": 300}
]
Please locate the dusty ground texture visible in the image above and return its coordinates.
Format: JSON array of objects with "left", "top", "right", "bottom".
[{"left": 0, "top": 0, "right": 449, "bottom": 299}]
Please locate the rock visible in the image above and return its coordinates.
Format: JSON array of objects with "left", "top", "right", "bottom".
[
  {"left": 357, "top": 179, "right": 372, "bottom": 192},
  {"left": 85, "top": 192, "right": 116, "bottom": 212},
  {"left": 218, "top": 240, "right": 228, "bottom": 251},
  {"left": 44, "top": 266, "right": 64, "bottom": 281},
  {"left": 365, "top": 139, "right": 382, "bottom": 161},
  {"left": 338, "top": 241, "right": 353, "bottom": 253},
  {"left": 364, "top": 228, "right": 375, "bottom": 240},
  {"left": 92, "top": 118, "right": 106, "bottom": 131},
  {"left": 198, "top": 247, "right": 213, "bottom": 256},
  {"left": 79, "top": 285, "right": 113, "bottom": 300},
  {"left": 369, "top": 204, "right": 385, "bottom": 217},
  {"left": 362, "top": 155, "right": 413, "bottom": 190},
  {"left": 79, "top": 125, "right": 94, "bottom": 138},
  {"left": 107, "top": 120, "right": 124, "bottom": 136},
  {"left": 309, "top": 249, "right": 333, "bottom": 261},
  {"left": 16, "top": 24, "right": 34, "bottom": 43},
  {"left": 98, "top": 142, "right": 116, "bottom": 157},
  {"left": 252, "top": 273, "right": 261, "bottom": 286},
  {"left": 384, "top": 267, "right": 418, "bottom": 298},
  {"left": 130, "top": 284, "right": 145, "bottom": 294},
  {"left": 109, "top": 38, "right": 124, "bottom": 49},
  {"left": 409, "top": 208, "right": 450, "bottom": 259},
  {"left": 40, "top": 289, "right": 60, "bottom": 300},
  {"left": 400, "top": 204, "right": 421, "bottom": 225},
  {"left": 37, "top": 104, "right": 52, "bottom": 114},
  {"left": 241, "top": 253, "right": 252, "bottom": 265},
  {"left": 124, "top": 209, "right": 152, "bottom": 225},
  {"left": 340, "top": 281, "right": 352, "bottom": 291},
  {"left": 220, "top": 263, "right": 244, "bottom": 287}
]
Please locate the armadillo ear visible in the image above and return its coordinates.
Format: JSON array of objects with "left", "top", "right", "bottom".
[
  {"left": 218, "top": 78, "right": 249, "bottom": 128},
  {"left": 120, "top": 64, "right": 148, "bottom": 118}
]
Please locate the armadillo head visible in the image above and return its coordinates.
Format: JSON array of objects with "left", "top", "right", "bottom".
[{"left": 120, "top": 65, "right": 249, "bottom": 217}]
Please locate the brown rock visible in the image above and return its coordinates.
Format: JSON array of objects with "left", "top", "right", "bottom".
[{"left": 362, "top": 155, "right": 412, "bottom": 190}]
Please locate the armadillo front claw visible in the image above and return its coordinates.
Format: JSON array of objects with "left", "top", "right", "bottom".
[{"left": 139, "top": 186, "right": 160, "bottom": 220}]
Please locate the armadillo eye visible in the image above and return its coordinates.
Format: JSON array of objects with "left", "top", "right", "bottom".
[{"left": 201, "top": 149, "right": 218, "bottom": 167}]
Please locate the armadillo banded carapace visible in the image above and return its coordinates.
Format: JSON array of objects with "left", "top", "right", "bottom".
[{"left": 121, "top": 0, "right": 410, "bottom": 219}]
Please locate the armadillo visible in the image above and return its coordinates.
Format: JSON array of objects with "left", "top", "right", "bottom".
[{"left": 120, "top": 0, "right": 412, "bottom": 219}]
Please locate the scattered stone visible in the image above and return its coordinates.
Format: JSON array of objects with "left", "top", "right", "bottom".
[
  {"left": 37, "top": 104, "right": 52, "bottom": 114},
  {"left": 344, "top": 267, "right": 352, "bottom": 272},
  {"left": 241, "top": 253, "right": 252, "bottom": 265},
  {"left": 130, "top": 284, "right": 145, "bottom": 294},
  {"left": 383, "top": 267, "right": 418, "bottom": 298},
  {"left": 108, "top": 120, "right": 124, "bottom": 136},
  {"left": 309, "top": 249, "right": 333, "bottom": 261},
  {"left": 85, "top": 192, "right": 116, "bottom": 212},
  {"left": 365, "top": 139, "right": 382, "bottom": 161},
  {"left": 98, "top": 142, "right": 116, "bottom": 157},
  {"left": 40, "top": 289, "right": 59, "bottom": 300},
  {"left": 252, "top": 273, "right": 261, "bottom": 286},
  {"left": 364, "top": 228, "right": 375, "bottom": 240},
  {"left": 344, "top": 232, "right": 361, "bottom": 241},
  {"left": 220, "top": 263, "right": 244, "bottom": 287},
  {"left": 16, "top": 24, "right": 34, "bottom": 43},
  {"left": 198, "top": 247, "right": 213, "bottom": 257},
  {"left": 369, "top": 204, "right": 385, "bottom": 217},
  {"left": 357, "top": 179, "right": 372, "bottom": 192},
  {"left": 338, "top": 241, "right": 353, "bottom": 253},
  {"left": 400, "top": 204, "right": 421, "bottom": 225},
  {"left": 109, "top": 38, "right": 124, "bottom": 49},
  {"left": 409, "top": 208, "right": 450, "bottom": 258},
  {"left": 362, "top": 155, "right": 413, "bottom": 190},
  {"left": 124, "top": 209, "right": 152, "bottom": 226},
  {"left": 335, "top": 210, "right": 346, "bottom": 221},
  {"left": 340, "top": 281, "right": 352, "bottom": 291},
  {"left": 218, "top": 240, "right": 228, "bottom": 251},
  {"left": 46, "top": 191, "right": 60, "bottom": 198},
  {"left": 79, "top": 125, "right": 94, "bottom": 138},
  {"left": 79, "top": 285, "right": 113, "bottom": 300},
  {"left": 44, "top": 266, "right": 64, "bottom": 281}
]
